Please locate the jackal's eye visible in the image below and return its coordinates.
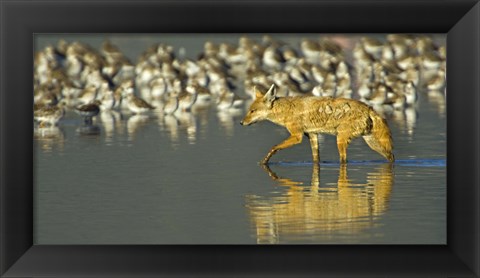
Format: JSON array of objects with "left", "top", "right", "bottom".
[{"left": 249, "top": 109, "right": 256, "bottom": 114}]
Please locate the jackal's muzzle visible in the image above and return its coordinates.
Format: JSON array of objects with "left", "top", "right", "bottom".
[{"left": 240, "top": 119, "right": 256, "bottom": 126}]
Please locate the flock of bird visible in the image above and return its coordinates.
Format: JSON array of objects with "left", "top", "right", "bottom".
[{"left": 34, "top": 34, "right": 446, "bottom": 141}]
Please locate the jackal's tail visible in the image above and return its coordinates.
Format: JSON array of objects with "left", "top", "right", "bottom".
[{"left": 363, "top": 109, "right": 394, "bottom": 162}]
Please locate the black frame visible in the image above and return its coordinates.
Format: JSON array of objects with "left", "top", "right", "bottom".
[{"left": 1, "top": 0, "right": 479, "bottom": 277}]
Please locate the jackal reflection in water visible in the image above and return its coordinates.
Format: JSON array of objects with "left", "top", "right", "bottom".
[{"left": 246, "top": 164, "right": 394, "bottom": 244}]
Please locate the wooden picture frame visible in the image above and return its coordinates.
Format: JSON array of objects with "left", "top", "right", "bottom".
[{"left": 1, "top": 0, "right": 478, "bottom": 276}]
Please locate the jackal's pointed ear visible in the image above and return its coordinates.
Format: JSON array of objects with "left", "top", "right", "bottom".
[
  {"left": 263, "top": 84, "right": 276, "bottom": 107},
  {"left": 254, "top": 86, "right": 264, "bottom": 99}
]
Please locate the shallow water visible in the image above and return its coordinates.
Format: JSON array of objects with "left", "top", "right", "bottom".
[{"left": 34, "top": 34, "right": 446, "bottom": 244}]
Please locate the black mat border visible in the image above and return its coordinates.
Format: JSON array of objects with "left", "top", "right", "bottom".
[{"left": 1, "top": 0, "right": 479, "bottom": 277}]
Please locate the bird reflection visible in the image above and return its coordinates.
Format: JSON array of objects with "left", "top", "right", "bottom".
[
  {"left": 391, "top": 106, "right": 418, "bottom": 140},
  {"left": 76, "top": 124, "right": 101, "bottom": 136},
  {"left": 427, "top": 90, "right": 446, "bottom": 117},
  {"left": 163, "top": 114, "right": 180, "bottom": 144},
  {"left": 246, "top": 163, "right": 394, "bottom": 244},
  {"left": 216, "top": 108, "right": 243, "bottom": 137},
  {"left": 99, "top": 110, "right": 116, "bottom": 143},
  {"left": 34, "top": 126, "right": 65, "bottom": 152},
  {"left": 127, "top": 114, "right": 149, "bottom": 141},
  {"left": 404, "top": 107, "right": 418, "bottom": 138},
  {"left": 176, "top": 111, "right": 197, "bottom": 145}
]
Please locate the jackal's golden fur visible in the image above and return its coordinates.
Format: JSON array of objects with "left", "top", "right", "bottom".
[{"left": 240, "top": 85, "right": 394, "bottom": 164}]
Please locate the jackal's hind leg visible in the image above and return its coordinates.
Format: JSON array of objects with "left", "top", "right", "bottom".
[
  {"left": 336, "top": 133, "right": 352, "bottom": 164},
  {"left": 307, "top": 133, "right": 320, "bottom": 163},
  {"left": 262, "top": 134, "right": 303, "bottom": 164}
]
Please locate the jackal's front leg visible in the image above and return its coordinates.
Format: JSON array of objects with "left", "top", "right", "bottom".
[
  {"left": 307, "top": 133, "right": 320, "bottom": 163},
  {"left": 262, "top": 134, "right": 303, "bottom": 164}
]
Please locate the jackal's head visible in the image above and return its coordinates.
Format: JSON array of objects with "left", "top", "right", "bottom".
[{"left": 240, "top": 84, "right": 276, "bottom": 126}]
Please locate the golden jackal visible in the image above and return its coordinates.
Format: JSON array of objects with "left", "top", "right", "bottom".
[{"left": 240, "top": 84, "right": 394, "bottom": 164}]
